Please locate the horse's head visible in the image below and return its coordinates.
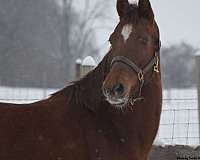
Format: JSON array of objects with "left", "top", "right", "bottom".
[{"left": 102, "top": 0, "right": 160, "bottom": 108}]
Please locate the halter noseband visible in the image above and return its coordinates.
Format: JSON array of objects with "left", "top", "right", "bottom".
[{"left": 111, "top": 51, "right": 160, "bottom": 105}]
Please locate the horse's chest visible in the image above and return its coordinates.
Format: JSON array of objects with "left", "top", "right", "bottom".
[{"left": 81, "top": 114, "right": 137, "bottom": 160}]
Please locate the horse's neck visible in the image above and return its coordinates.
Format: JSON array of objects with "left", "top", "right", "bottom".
[{"left": 76, "top": 54, "right": 110, "bottom": 112}]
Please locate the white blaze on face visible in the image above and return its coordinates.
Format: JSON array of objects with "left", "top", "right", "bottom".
[
  {"left": 121, "top": 24, "right": 133, "bottom": 42},
  {"left": 128, "top": 0, "right": 139, "bottom": 5}
]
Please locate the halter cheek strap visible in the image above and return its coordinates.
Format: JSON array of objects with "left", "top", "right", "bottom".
[{"left": 110, "top": 51, "right": 160, "bottom": 105}]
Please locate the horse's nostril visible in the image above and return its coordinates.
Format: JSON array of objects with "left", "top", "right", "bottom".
[{"left": 112, "top": 83, "right": 124, "bottom": 97}]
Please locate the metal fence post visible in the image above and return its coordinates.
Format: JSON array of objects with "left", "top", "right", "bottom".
[{"left": 195, "top": 54, "right": 200, "bottom": 143}]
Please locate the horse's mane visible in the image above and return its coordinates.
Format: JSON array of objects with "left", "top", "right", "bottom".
[{"left": 51, "top": 53, "right": 110, "bottom": 112}]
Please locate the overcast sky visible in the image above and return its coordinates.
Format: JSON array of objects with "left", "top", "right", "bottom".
[
  {"left": 73, "top": 0, "right": 200, "bottom": 56},
  {"left": 151, "top": 0, "right": 200, "bottom": 48}
]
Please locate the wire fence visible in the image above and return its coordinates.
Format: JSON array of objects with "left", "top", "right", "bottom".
[
  {"left": 0, "top": 87, "right": 199, "bottom": 145},
  {"left": 157, "top": 98, "right": 199, "bottom": 146},
  {"left": 0, "top": 87, "right": 56, "bottom": 103}
]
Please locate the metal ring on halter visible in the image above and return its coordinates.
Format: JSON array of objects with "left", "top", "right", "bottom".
[{"left": 138, "top": 70, "right": 144, "bottom": 82}]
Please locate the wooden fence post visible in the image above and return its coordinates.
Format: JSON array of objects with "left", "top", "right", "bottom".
[
  {"left": 195, "top": 53, "right": 200, "bottom": 143},
  {"left": 81, "top": 56, "right": 96, "bottom": 78},
  {"left": 75, "top": 59, "right": 82, "bottom": 79}
]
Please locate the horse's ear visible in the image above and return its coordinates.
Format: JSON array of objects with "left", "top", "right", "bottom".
[
  {"left": 117, "top": 0, "right": 129, "bottom": 17},
  {"left": 138, "top": 0, "right": 154, "bottom": 22}
]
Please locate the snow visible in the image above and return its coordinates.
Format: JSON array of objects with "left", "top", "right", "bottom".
[
  {"left": 153, "top": 138, "right": 165, "bottom": 147},
  {"left": 76, "top": 58, "right": 82, "bottom": 64},
  {"left": 128, "top": 0, "right": 139, "bottom": 5},
  {"left": 157, "top": 88, "right": 199, "bottom": 146},
  {"left": 0, "top": 86, "right": 57, "bottom": 104},
  {"left": 82, "top": 56, "right": 96, "bottom": 66}
]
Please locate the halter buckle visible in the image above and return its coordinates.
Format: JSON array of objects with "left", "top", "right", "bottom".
[
  {"left": 138, "top": 70, "right": 144, "bottom": 82},
  {"left": 153, "top": 56, "right": 159, "bottom": 73}
]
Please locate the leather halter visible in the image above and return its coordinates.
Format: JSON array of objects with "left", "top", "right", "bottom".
[{"left": 111, "top": 51, "right": 160, "bottom": 105}]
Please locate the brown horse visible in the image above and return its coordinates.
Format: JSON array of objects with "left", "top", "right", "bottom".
[{"left": 0, "top": 0, "right": 162, "bottom": 159}]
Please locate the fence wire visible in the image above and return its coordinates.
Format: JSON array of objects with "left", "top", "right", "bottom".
[{"left": 157, "top": 98, "right": 199, "bottom": 145}]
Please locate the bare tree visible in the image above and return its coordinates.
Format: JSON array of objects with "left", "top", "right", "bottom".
[
  {"left": 74, "top": 0, "right": 111, "bottom": 57},
  {"left": 58, "top": 0, "right": 111, "bottom": 79},
  {"left": 0, "top": 0, "right": 112, "bottom": 87},
  {"left": 0, "top": 0, "right": 62, "bottom": 87},
  {"left": 161, "top": 42, "right": 198, "bottom": 89}
]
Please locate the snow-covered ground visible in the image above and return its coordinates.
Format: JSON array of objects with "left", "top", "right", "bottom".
[
  {"left": 0, "top": 86, "right": 199, "bottom": 145},
  {"left": 0, "top": 86, "right": 57, "bottom": 104}
]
